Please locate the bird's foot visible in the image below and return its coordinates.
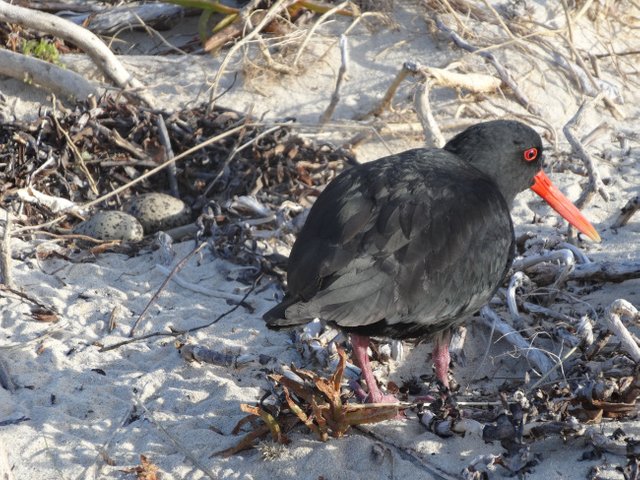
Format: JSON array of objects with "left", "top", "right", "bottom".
[
  {"left": 368, "top": 391, "right": 403, "bottom": 404},
  {"left": 350, "top": 380, "right": 406, "bottom": 418}
]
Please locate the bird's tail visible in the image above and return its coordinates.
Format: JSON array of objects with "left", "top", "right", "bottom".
[{"left": 262, "top": 295, "right": 312, "bottom": 329}]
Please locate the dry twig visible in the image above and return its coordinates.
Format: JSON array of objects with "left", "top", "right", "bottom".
[
  {"left": 612, "top": 195, "right": 640, "bottom": 229},
  {"left": 433, "top": 16, "right": 541, "bottom": 116},
  {"left": 479, "top": 306, "right": 555, "bottom": 374},
  {"left": 0, "top": 0, "right": 155, "bottom": 107},
  {"left": 0, "top": 211, "right": 12, "bottom": 288},
  {"left": 562, "top": 93, "right": 609, "bottom": 211},
  {"left": 99, "top": 277, "right": 257, "bottom": 352},
  {"left": 358, "top": 61, "right": 416, "bottom": 120},
  {"left": 319, "top": 35, "right": 349, "bottom": 125},
  {"left": 155, "top": 114, "right": 179, "bottom": 197},
  {"left": 208, "top": 0, "right": 295, "bottom": 107},
  {"left": 414, "top": 76, "right": 445, "bottom": 148},
  {"left": 0, "top": 48, "right": 101, "bottom": 101},
  {"left": 602, "top": 299, "right": 640, "bottom": 362},
  {"left": 128, "top": 242, "right": 208, "bottom": 337}
]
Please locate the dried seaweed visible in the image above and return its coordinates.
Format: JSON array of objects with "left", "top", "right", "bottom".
[
  {"left": 1, "top": 96, "right": 353, "bottom": 280},
  {"left": 216, "top": 349, "right": 403, "bottom": 456}
]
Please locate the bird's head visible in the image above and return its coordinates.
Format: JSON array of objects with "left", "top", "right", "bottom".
[{"left": 445, "top": 120, "right": 600, "bottom": 242}]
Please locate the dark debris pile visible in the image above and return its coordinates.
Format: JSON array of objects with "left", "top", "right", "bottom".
[{"left": 0, "top": 96, "right": 354, "bottom": 275}]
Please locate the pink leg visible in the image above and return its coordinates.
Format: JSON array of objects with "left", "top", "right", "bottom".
[
  {"left": 350, "top": 334, "right": 398, "bottom": 404},
  {"left": 432, "top": 330, "right": 451, "bottom": 389}
]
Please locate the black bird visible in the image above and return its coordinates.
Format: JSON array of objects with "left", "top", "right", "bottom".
[{"left": 264, "top": 120, "right": 600, "bottom": 403}]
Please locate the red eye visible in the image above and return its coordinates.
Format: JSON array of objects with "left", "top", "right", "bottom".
[{"left": 524, "top": 147, "right": 538, "bottom": 162}]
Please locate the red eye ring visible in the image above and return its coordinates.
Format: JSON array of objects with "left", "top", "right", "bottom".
[{"left": 524, "top": 147, "right": 538, "bottom": 162}]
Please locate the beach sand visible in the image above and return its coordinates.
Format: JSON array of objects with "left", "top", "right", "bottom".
[{"left": 1, "top": 2, "right": 639, "bottom": 478}]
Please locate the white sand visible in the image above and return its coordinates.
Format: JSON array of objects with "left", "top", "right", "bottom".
[{"left": 1, "top": 2, "right": 639, "bottom": 478}]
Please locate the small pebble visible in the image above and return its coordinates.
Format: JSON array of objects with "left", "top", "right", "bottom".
[
  {"left": 124, "top": 192, "right": 191, "bottom": 234},
  {"left": 73, "top": 211, "right": 143, "bottom": 242}
]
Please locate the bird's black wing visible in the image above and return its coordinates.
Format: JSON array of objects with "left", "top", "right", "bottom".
[{"left": 265, "top": 149, "right": 514, "bottom": 336}]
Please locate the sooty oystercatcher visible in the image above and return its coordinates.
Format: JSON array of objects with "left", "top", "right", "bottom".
[{"left": 263, "top": 120, "right": 600, "bottom": 403}]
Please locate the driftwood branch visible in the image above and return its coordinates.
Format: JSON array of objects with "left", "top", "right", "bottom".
[
  {"left": 66, "top": 2, "right": 184, "bottom": 35},
  {"left": 319, "top": 35, "right": 349, "bottom": 125},
  {"left": 0, "top": 0, "right": 155, "bottom": 107},
  {"left": 480, "top": 306, "right": 555, "bottom": 374},
  {"left": 357, "top": 61, "right": 415, "bottom": 120},
  {"left": 0, "top": 48, "right": 101, "bottom": 101},
  {"left": 208, "top": 0, "right": 295, "bottom": 106},
  {"left": 562, "top": 94, "right": 609, "bottom": 210},
  {"left": 358, "top": 60, "right": 501, "bottom": 123},
  {"left": 0, "top": 441, "right": 15, "bottom": 480},
  {"left": 419, "top": 65, "right": 500, "bottom": 93},
  {"left": 612, "top": 195, "right": 640, "bottom": 229},
  {"left": 414, "top": 75, "right": 445, "bottom": 148},
  {"left": 433, "top": 16, "right": 541, "bottom": 116},
  {"left": 569, "top": 261, "right": 640, "bottom": 283},
  {"left": 602, "top": 299, "right": 640, "bottom": 362},
  {"left": 0, "top": 210, "right": 13, "bottom": 288},
  {"left": 155, "top": 115, "right": 179, "bottom": 197}
]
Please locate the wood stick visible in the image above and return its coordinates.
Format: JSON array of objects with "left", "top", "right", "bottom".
[
  {"left": 357, "top": 61, "right": 416, "bottom": 120},
  {"left": 0, "top": 210, "right": 13, "bottom": 288},
  {"left": 479, "top": 306, "right": 555, "bottom": 375},
  {"left": 0, "top": 441, "right": 15, "bottom": 480},
  {"left": 68, "top": 2, "right": 184, "bottom": 35},
  {"left": 319, "top": 35, "right": 349, "bottom": 125},
  {"left": 414, "top": 76, "right": 445, "bottom": 148},
  {"left": 0, "top": 48, "right": 101, "bottom": 101},
  {"left": 602, "top": 299, "right": 640, "bottom": 362},
  {"left": 611, "top": 195, "right": 640, "bottom": 229},
  {"left": 292, "top": 0, "right": 355, "bottom": 69},
  {"left": 0, "top": 1, "right": 155, "bottom": 107},
  {"left": 569, "top": 260, "right": 640, "bottom": 283},
  {"left": 433, "top": 16, "right": 541, "bottom": 116},
  {"left": 562, "top": 94, "right": 609, "bottom": 211},
  {"left": 128, "top": 242, "right": 207, "bottom": 337},
  {"left": 208, "top": 0, "right": 295, "bottom": 107},
  {"left": 155, "top": 114, "right": 179, "bottom": 197}
]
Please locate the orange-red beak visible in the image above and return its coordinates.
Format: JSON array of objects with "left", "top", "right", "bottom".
[{"left": 530, "top": 171, "right": 601, "bottom": 242}]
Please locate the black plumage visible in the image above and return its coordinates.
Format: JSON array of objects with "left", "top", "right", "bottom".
[{"left": 263, "top": 120, "right": 598, "bottom": 403}]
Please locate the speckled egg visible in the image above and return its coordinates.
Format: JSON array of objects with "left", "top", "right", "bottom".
[
  {"left": 124, "top": 193, "right": 191, "bottom": 234},
  {"left": 73, "top": 211, "right": 144, "bottom": 242}
]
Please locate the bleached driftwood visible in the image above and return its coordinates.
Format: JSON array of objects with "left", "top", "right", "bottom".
[
  {"left": 15, "top": 186, "right": 79, "bottom": 214},
  {"left": 570, "top": 261, "right": 640, "bottom": 283},
  {"left": 0, "top": 441, "right": 15, "bottom": 480},
  {"left": 612, "top": 195, "right": 640, "bottom": 229},
  {"left": 419, "top": 66, "right": 501, "bottom": 93},
  {"left": 319, "top": 35, "right": 349, "bottom": 125},
  {"left": 0, "top": 48, "right": 102, "bottom": 101},
  {"left": 0, "top": 210, "right": 12, "bottom": 288},
  {"left": 433, "top": 16, "right": 540, "bottom": 116},
  {"left": 65, "top": 2, "right": 184, "bottom": 35},
  {"left": 415, "top": 76, "right": 446, "bottom": 148},
  {"left": 480, "top": 306, "right": 555, "bottom": 374},
  {"left": 0, "top": 1, "right": 155, "bottom": 107},
  {"left": 563, "top": 95, "right": 609, "bottom": 210},
  {"left": 602, "top": 299, "right": 640, "bottom": 362}
]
